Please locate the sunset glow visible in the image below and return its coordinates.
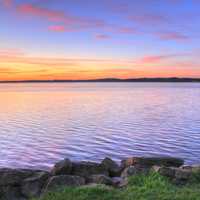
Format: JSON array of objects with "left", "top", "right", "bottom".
[{"left": 1, "top": 0, "right": 200, "bottom": 81}]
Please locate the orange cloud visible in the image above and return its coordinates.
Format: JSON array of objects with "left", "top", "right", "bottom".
[{"left": 0, "top": 49, "right": 199, "bottom": 81}]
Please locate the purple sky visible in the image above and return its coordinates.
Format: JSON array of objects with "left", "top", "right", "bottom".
[{"left": 0, "top": 0, "right": 200, "bottom": 80}]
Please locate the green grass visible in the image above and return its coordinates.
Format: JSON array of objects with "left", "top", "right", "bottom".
[{"left": 34, "top": 172, "right": 200, "bottom": 200}]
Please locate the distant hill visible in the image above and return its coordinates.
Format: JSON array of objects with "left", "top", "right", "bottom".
[{"left": 1, "top": 78, "right": 200, "bottom": 83}]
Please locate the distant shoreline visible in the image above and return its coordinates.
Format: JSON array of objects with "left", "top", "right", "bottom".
[{"left": 1, "top": 77, "right": 200, "bottom": 83}]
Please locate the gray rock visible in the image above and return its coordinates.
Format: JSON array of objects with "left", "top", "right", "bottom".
[
  {"left": 151, "top": 166, "right": 176, "bottom": 178},
  {"left": 121, "top": 166, "right": 139, "bottom": 179},
  {"left": 0, "top": 168, "right": 41, "bottom": 186},
  {"left": 88, "top": 175, "right": 113, "bottom": 185},
  {"left": 71, "top": 161, "right": 108, "bottom": 179},
  {"left": 181, "top": 165, "right": 200, "bottom": 173},
  {"left": 121, "top": 157, "right": 184, "bottom": 169},
  {"left": 44, "top": 175, "right": 85, "bottom": 192},
  {"left": 0, "top": 185, "right": 26, "bottom": 200},
  {"left": 21, "top": 171, "right": 50, "bottom": 198},
  {"left": 174, "top": 168, "right": 191, "bottom": 182},
  {"left": 51, "top": 159, "right": 72, "bottom": 176},
  {"left": 101, "top": 158, "right": 121, "bottom": 177},
  {"left": 81, "top": 183, "right": 112, "bottom": 190},
  {"left": 152, "top": 166, "right": 191, "bottom": 184},
  {"left": 111, "top": 177, "right": 125, "bottom": 187}
]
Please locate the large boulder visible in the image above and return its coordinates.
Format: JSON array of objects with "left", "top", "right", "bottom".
[
  {"left": 151, "top": 166, "right": 176, "bottom": 179},
  {"left": 88, "top": 175, "right": 113, "bottom": 185},
  {"left": 121, "top": 166, "right": 139, "bottom": 179},
  {"left": 121, "top": 157, "right": 184, "bottom": 169},
  {"left": 111, "top": 177, "right": 127, "bottom": 188},
  {"left": 174, "top": 168, "right": 192, "bottom": 184},
  {"left": 0, "top": 185, "right": 26, "bottom": 200},
  {"left": 71, "top": 161, "right": 108, "bottom": 179},
  {"left": 101, "top": 158, "right": 121, "bottom": 177},
  {"left": 51, "top": 159, "right": 72, "bottom": 176},
  {"left": 21, "top": 171, "right": 50, "bottom": 198},
  {"left": 181, "top": 165, "right": 200, "bottom": 173},
  {"left": 44, "top": 175, "right": 85, "bottom": 192},
  {"left": 152, "top": 166, "right": 192, "bottom": 184},
  {"left": 0, "top": 168, "right": 41, "bottom": 186}
]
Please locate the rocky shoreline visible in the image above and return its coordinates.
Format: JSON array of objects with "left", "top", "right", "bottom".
[{"left": 0, "top": 156, "right": 199, "bottom": 200}]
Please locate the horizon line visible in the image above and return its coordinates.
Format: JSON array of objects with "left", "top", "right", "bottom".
[{"left": 1, "top": 77, "right": 200, "bottom": 83}]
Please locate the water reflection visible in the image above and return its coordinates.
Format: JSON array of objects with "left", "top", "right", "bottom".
[{"left": 0, "top": 83, "right": 200, "bottom": 169}]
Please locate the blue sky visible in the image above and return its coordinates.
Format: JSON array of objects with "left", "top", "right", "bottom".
[{"left": 0, "top": 0, "right": 200, "bottom": 80}]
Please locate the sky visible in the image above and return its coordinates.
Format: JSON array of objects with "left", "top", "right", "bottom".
[{"left": 0, "top": 0, "right": 200, "bottom": 81}]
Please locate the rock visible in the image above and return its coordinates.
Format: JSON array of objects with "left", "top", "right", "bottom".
[
  {"left": 151, "top": 166, "right": 175, "bottom": 178},
  {"left": 0, "top": 185, "right": 26, "bottom": 200},
  {"left": 81, "top": 183, "right": 112, "bottom": 190},
  {"left": 111, "top": 177, "right": 126, "bottom": 187},
  {"left": 121, "top": 157, "right": 184, "bottom": 169},
  {"left": 88, "top": 175, "right": 113, "bottom": 185},
  {"left": 121, "top": 166, "right": 140, "bottom": 179},
  {"left": 0, "top": 168, "right": 42, "bottom": 186},
  {"left": 44, "top": 175, "right": 85, "bottom": 192},
  {"left": 101, "top": 158, "right": 121, "bottom": 177},
  {"left": 51, "top": 159, "right": 72, "bottom": 176},
  {"left": 71, "top": 161, "right": 108, "bottom": 179},
  {"left": 181, "top": 165, "right": 200, "bottom": 173},
  {"left": 152, "top": 166, "right": 191, "bottom": 184},
  {"left": 174, "top": 168, "right": 191, "bottom": 184},
  {"left": 21, "top": 171, "right": 50, "bottom": 198}
]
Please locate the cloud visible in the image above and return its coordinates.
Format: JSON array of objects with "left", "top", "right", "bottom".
[
  {"left": 157, "top": 31, "right": 189, "bottom": 41},
  {"left": 138, "top": 54, "right": 184, "bottom": 64},
  {"left": 2, "top": 0, "right": 13, "bottom": 8},
  {"left": 95, "top": 34, "right": 111, "bottom": 40},
  {"left": 6, "top": 1, "right": 140, "bottom": 35},
  {"left": 16, "top": 3, "right": 107, "bottom": 31},
  {"left": 0, "top": 48, "right": 24, "bottom": 57},
  {"left": 0, "top": 67, "right": 17, "bottom": 74},
  {"left": 0, "top": 67, "right": 49, "bottom": 75},
  {"left": 129, "top": 13, "right": 168, "bottom": 25},
  {"left": 117, "top": 27, "right": 137, "bottom": 34},
  {"left": 0, "top": 49, "right": 132, "bottom": 67},
  {"left": 48, "top": 25, "right": 66, "bottom": 32},
  {"left": 17, "top": 3, "right": 66, "bottom": 22}
]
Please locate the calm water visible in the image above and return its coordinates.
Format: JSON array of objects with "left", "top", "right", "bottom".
[{"left": 0, "top": 83, "right": 200, "bottom": 169}]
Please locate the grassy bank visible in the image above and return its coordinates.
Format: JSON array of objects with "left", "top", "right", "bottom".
[{"left": 34, "top": 172, "right": 200, "bottom": 200}]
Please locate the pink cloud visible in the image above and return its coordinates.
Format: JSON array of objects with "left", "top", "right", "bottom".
[
  {"left": 118, "top": 27, "right": 136, "bottom": 34},
  {"left": 16, "top": 3, "right": 107, "bottom": 32},
  {"left": 48, "top": 25, "right": 66, "bottom": 32},
  {"left": 95, "top": 34, "right": 111, "bottom": 40},
  {"left": 0, "top": 48, "right": 24, "bottom": 57},
  {"left": 2, "top": 0, "right": 13, "bottom": 8},
  {"left": 17, "top": 3, "right": 65, "bottom": 22},
  {"left": 138, "top": 54, "right": 183, "bottom": 64},
  {"left": 157, "top": 31, "right": 189, "bottom": 41},
  {"left": 129, "top": 14, "right": 168, "bottom": 25}
]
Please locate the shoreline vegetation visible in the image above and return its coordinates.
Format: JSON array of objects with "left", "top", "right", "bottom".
[
  {"left": 1, "top": 77, "right": 200, "bottom": 83},
  {"left": 1, "top": 157, "right": 200, "bottom": 200}
]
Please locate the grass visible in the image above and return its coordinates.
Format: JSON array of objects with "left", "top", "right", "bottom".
[{"left": 34, "top": 172, "right": 200, "bottom": 200}]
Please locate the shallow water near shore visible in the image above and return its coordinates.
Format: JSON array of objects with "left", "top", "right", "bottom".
[{"left": 0, "top": 82, "right": 200, "bottom": 170}]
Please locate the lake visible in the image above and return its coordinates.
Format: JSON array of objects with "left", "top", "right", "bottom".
[{"left": 0, "top": 82, "right": 200, "bottom": 169}]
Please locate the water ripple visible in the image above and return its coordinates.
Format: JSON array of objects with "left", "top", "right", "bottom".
[{"left": 0, "top": 83, "right": 200, "bottom": 169}]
